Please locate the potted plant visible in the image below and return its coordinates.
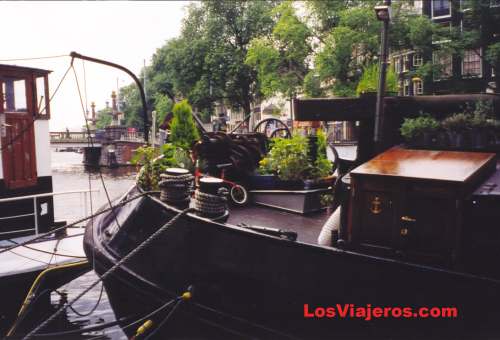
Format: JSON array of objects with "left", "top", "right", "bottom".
[
  {"left": 252, "top": 133, "right": 334, "bottom": 214},
  {"left": 469, "top": 113, "right": 492, "bottom": 149},
  {"left": 441, "top": 113, "right": 470, "bottom": 149},
  {"left": 400, "top": 115, "right": 439, "bottom": 148}
]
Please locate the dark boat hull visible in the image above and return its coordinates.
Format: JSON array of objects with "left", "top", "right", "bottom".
[{"left": 85, "top": 187, "right": 500, "bottom": 339}]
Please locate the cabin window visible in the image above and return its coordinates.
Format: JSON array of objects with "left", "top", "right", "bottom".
[
  {"left": 462, "top": 49, "right": 482, "bottom": 78},
  {"left": 325, "top": 121, "right": 358, "bottom": 162},
  {"left": 35, "top": 76, "right": 50, "bottom": 119},
  {"left": 432, "top": 0, "right": 451, "bottom": 18},
  {"left": 413, "top": 53, "right": 423, "bottom": 67},
  {"left": 2, "top": 77, "right": 28, "bottom": 113}
]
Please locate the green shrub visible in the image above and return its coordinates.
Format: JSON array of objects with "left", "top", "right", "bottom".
[
  {"left": 169, "top": 100, "right": 200, "bottom": 150},
  {"left": 133, "top": 144, "right": 193, "bottom": 190},
  {"left": 258, "top": 133, "right": 333, "bottom": 181},
  {"left": 441, "top": 113, "right": 471, "bottom": 132},
  {"left": 400, "top": 115, "right": 439, "bottom": 141},
  {"left": 356, "top": 63, "right": 397, "bottom": 96}
]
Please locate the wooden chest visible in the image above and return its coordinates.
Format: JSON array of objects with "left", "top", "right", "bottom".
[{"left": 348, "top": 147, "right": 496, "bottom": 264}]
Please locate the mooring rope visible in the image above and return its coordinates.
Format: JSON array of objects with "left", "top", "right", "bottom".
[
  {"left": 22, "top": 207, "right": 192, "bottom": 340},
  {"left": 193, "top": 188, "right": 228, "bottom": 216},
  {"left": 159, "top": 173, "right": 194, "bottom": 205}
]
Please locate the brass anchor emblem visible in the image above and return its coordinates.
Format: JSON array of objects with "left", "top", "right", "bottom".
[{"left": 370, "top": 196, "right": 382, "bottom": 214}]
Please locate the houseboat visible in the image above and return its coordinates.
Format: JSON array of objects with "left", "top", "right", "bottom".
[
  {"left": 82, "top": 91, "right": 500, "bottom": 339},
  {"left": 0, "top": 64, "right": 88, "bottom": 335}
]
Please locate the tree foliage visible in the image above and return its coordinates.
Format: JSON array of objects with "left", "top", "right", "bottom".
[
  {"left": 120, "top": 0, "right": 494, "bottom": 125},
  {"left": 95, "top": 107, "right": 112, "bottom": 129},
  {"left": 246, "top": 2, "right": 312, "bottom": 99},
  {"left": 169, "top": 100, "right": 200, "bottom": 150}
]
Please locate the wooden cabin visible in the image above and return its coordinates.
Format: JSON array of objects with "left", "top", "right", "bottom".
[
  {"left": 294, "top": 94, "right": 500, "bottom": 273},
  {"left": 0, "top": 64, "right": 55, "bottom": 239}
]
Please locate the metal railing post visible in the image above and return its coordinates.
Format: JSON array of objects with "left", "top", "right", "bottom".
[{"left": 33, "top": 197, "right": 39, "bottom": 235}]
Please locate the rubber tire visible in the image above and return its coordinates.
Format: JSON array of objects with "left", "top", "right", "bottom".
[{"left": 230, "top": 184, "right": 249, "bottom": 206}]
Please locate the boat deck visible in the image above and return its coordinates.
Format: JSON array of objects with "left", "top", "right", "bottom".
[
  {"left": 227, "top": 205, "right": 330, "bottom": 244},
  {"left": 0, "top": 227, "right": 86, "bottom": 278}
]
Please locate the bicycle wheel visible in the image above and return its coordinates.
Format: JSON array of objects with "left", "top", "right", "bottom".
[{"left": 230, "top": 184, "right": 249, "bottom": 206}]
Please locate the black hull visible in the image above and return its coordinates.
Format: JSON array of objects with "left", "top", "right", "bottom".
[{"left": 84, "top": 186, "right": 500, "bottom": 339}]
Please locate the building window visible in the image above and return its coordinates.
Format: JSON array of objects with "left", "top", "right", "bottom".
[
  {"left": 403, "top": 79, "right": 410, "bottom": 96},
  {"left": 413, "top": 53, "right": 423, "bottom": 67},
  {"left": 432, "top": 0, "right": 451, "bottom": 18},
  {"left": 460, "top": 0, "right": 472, "bottom": 11},
  {"left": 403, "top": 55, "right": 410, "bottom": 72},
  {"left": 492, "top": 0, "right": 500, "bottom": 7},
  {"left": 413, "top": 79, "right": 424, "bottom": 95},
  {"left": 433, "top": 52, "right": 453, "bottom": 79},
  {"left": 462, "top": 49, "right": 482, "bottom": 77},
  {"left": 433, "top": 21, "right": 452, "bottom": 44},
  {"left": 394, "top": 57, "right": 401, "bottom": 73}
]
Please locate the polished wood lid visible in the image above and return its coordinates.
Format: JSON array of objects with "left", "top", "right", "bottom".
[{"left": 351, "top": 147, "right": 496, "bottom": 183}]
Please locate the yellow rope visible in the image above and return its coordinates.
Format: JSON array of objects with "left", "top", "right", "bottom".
[{"left": 6, "top": 260, "right": 89, "bottom": 337}]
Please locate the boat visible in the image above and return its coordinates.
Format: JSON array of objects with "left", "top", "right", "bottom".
[
  {"left": 0, "top": 64, "right": 90, "bottom": 335},
  {"left": 83, "top": 91, "right": 500, "bottom": 339}
]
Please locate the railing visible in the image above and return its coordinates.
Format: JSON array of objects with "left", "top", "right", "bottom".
[
  {"left": 0, "top": 189, "right": 99, "bottom": 236},
  {"left": 50, "top": 131, "right": 94, "bottom": 143}
]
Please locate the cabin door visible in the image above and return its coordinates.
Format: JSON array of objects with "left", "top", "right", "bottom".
[{"left": 0, "top": 75, "right": 37, "bottom": 189}]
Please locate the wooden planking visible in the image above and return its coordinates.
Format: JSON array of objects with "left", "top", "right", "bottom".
[{"left": 351, "top": 147, "right": 496, "bottom": 183}]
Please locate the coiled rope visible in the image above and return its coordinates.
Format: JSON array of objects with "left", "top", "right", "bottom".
[
  {"left": 22, "top": 206, "right": 192, "bottom": 340},
  {"left": 193, "top": 188, "right": 228, "bottom": 217},
  {"left": 159, "top": 173, "right": 194, "bottom": 206}
]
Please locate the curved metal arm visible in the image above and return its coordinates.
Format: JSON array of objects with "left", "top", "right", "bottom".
[{"left": 70, "top": 51, "right": 150, "bottom": 144}]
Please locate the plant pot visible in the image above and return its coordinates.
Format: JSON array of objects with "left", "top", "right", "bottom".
[
  {"left": 422, "top": 131, "right": 438, "bottom": 149},
  {"left": 277, "top": 179, "right": 306, "bottom": 190},
  {"left": 436, "top": 131, "right": 449, "bottom": 149},
  {"left": 249, "top": 174, "right": 279, "bottom": 190},
  {"left": 447, "top": 131, "right": 466, "bottom": 149},
  {"left": 470, "top": 129, "right": 488, "bottom": 149}
]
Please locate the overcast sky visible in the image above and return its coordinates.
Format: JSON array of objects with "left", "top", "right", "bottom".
[{"left": 1, "top": 1, "right": 188, "bottom": 131}]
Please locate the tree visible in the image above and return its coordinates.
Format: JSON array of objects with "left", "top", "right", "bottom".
[
  {"left": 315, "top": 5, "right": 381, "bottom": 96},
  {"left": 246, "top": 2, "right": 312, "bottom": 99},
  {"left": 95, "top": 107, "right": 112, "bottom": 129},
  {"left": 147, "top": 1, "right": 277, "bottom": 119},
  {"left": 169, "top": 100, "right": 200, "bottom": 150},
  {"left": 154, "top": 94, "right": 173, "bottom": 127}
]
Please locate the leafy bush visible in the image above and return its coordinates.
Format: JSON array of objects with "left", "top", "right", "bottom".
[
  {"left": 441, "top": 113, "right": 471, "bottom": 132},
  {"left": 169, "top": 100, "right": 200, "bottom": 150},
  {"left": 132, "top": 146, "right": 161, "bottom": 191},
  {"left": 400, "top": 115, "right": 439, "bottom": 140},
  {"left": 133, "top": 144, "right": 193, "bottom": 190},
  {"left": 356, "top": 63, "right": 397, "bottom": 96},
  {"left": 258, "top": 133, "right": 333, "bottom": 181}
]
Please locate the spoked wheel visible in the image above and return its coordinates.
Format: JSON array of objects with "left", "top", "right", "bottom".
[
  {"left": 230, "top": 184, "right": 249, "bottom": 206},
  {"left": 253, "top": 118, "right": 291, "bottom": 139}
]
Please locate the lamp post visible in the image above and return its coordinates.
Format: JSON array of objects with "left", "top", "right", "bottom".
[{"left": 373, "top": 1, "right": 391, "bottom": 150}]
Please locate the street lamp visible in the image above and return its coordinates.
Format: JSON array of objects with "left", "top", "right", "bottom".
[{"left": 373, "top": 1, "right": 391, "bottom": 151}]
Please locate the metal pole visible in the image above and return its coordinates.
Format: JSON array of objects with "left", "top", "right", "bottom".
[
  {"left": 374, "top": 0, "right": 391, "bottom": 148},
  {"left": 70, "top": 52, "right": 150, "bottom": 144},
  {"left": 33, "top": 197, "right": 38, "bottom": 234}
]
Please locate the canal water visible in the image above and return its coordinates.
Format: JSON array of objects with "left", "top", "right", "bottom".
[{"left": 36, "top": 150, "right": 135, "bottom": 339}]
